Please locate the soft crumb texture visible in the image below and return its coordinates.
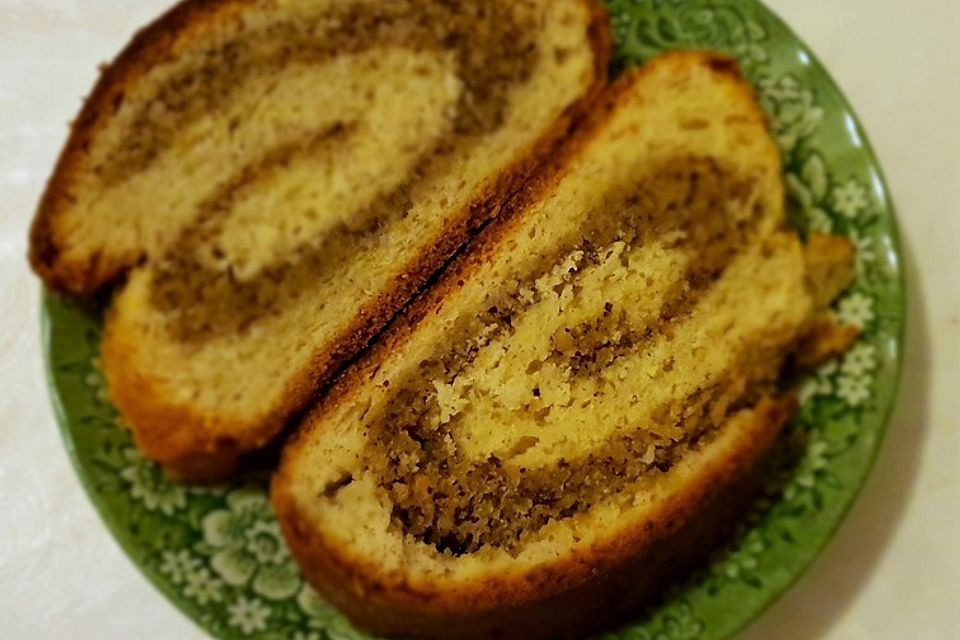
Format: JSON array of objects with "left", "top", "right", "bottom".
[
  {"left": 364, "top": 157, "right": 799, "bottom": 553},
  {"left": 277, "top": 53, "right": 856, "bottom": 596},
  {"left": 41, "top": 0, "right": 608, "bottom": 475}
]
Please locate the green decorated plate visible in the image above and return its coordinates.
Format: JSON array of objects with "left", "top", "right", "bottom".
[{"left": 42, "top": 1, "right": 905, "bottom": 638}]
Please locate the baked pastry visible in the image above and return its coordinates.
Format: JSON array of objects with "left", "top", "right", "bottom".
[
  {"left": 29, "top": 0, "right": 611, "bottom": 479},
  {"left": 272, "top": 51, "right": 855, "bottom": 639}
]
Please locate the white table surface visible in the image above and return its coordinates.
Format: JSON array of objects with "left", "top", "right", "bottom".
[{"left": 1, "top": 1, "right": 957, "bottom": 638}]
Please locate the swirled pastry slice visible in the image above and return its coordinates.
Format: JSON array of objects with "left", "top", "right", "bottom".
[
  {"left": 273, "top": 52, "right": 854, "bottom": 639},
  {"left": 29, "top": 0, "right": 610, "bottom": 478}
]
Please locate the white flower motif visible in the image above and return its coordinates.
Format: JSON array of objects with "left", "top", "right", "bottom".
[
  {"left": 610, "top": 9, "right": 631, "bottom": 41},
  {"left": 298, "top": 585, "right": 367, "bottom": 639},
  {"left": 757, "top": 75, "right": 824, "bottom": 153},
  {"left": 158, "top": 550, "right": 201, "bottom": 586},
  {"left": 202, "top": 486, "right": 301, "bottom": 600},
  {"left": 841, "top": 343, "right": 877, "bottom": 377},
  {"left": 785, "top": 440, "right": 830, "bottom": 501},
  {"left": 807, "top": 207, "right": 833, "bottom": 233},
  {"left": 84, "top": 357, "right": 111, "bottom": 404},
  {"left": 798, "top": 360, "right": 837, "bottom": 404},
  {"left": 832, "top": 180, "right": 869, "bottom": 218},
  {"left": 719, "top": 530, "right": 765, "bottom": 579},
  {"left": 188, "top": 483, "right": 229, "bottom": 498},
  {"left": 801, "top": 440, "right": 830, "bottom": 481},
  {"left": 119, "top": 447, "right": 187, "bottom": 515},
  {"left": 835, "top": 292, "right": 875, "bottom": 329},
  {"left": 848, "top": 229, "right": 876, "bottom": 274},
  {"left": 837, "top": 373, "right": 871, "bottom": 407},
  {"left": 227, "top": 596, "right": 270, "bottom": 634},
  {"left": 245, "top": 521, "right": 290, "bottom": 565},
  {"left": 184, "top": 567, "right": 224, "bottom": 606},
  {"left": 785, "top": 154, "right": 834, "bottom": 233}
]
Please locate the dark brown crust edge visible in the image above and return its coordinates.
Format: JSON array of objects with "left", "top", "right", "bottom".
[
  {"left": 29, "top": 0, "right": 259, "bottom": 294},
  {"left": 272, "top": 52, "right": 784, "bottom": 639},
  {"left": 274, "top": 401, "right": 794, "bottom": 640},
  {"left": 87, "top": 0, "right": 613, "bottom": 480}
]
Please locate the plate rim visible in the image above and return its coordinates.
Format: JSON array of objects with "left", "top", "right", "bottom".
[
  {"left": 40, "top": 299, "right": 217, "bottom": 636},
  {"left": 704, "top": 1, "right": 907, "bottom": 637}
]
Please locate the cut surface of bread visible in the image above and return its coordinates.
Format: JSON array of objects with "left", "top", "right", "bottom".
[
  {"left": 273, "top": 51, "right": 856, "bottom": 639},
  {"left": 31, "top": 0, "right": 611, "bottom": 478}
]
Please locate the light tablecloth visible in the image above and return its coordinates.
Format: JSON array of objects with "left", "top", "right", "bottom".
[{"left": 1, "top": 1, "right": 957, "bottom": 637}]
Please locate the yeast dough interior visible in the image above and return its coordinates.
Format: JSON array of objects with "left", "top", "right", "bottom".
[{"left": 282, "top": 59, "right": 817, "bottom": 580}]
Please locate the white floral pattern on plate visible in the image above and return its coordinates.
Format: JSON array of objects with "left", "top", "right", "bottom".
[{"left": 201, "top": 487, "right": 301, "bottom": 601}]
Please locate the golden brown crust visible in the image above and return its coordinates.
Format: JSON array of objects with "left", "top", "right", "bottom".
[
  {"left": 272, "top": 51, "right": 788, "bottom": 638},
  {"left": 804, "top": 232, "right": 857, "bottom": 310},
  {"left": 793, "top": 316, "right": 860, "bottom": 369},
  {"left": 274, "top": 398, "right": 794, "bottom": 640},
  {"left": 29, "top": 0, "right": 258, "bottom": 293},
  {"left": 87, "top": 0, "right": 613, "bottom": 480},
  {"left": 101, "top": 312, "right": 254, "bottom": 481}
]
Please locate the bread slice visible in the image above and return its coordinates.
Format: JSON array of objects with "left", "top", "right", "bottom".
[
  {"left": 30, "top": 0, "right": 611, "bottom": 478},
  {"left": 272, "top": 52, "right": 856, "bottom": 639}
]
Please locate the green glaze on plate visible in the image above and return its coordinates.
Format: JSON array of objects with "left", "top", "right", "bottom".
[{"left": 42, "top": 1, "right": 905, "bottom": 638}]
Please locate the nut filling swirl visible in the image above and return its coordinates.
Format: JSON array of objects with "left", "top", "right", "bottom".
[
  {"left": 353, "top": 157, "right": 796, "bottom": 555},
  {"left": 117, "top": 0, "right": 545, "bottom": 340}
]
